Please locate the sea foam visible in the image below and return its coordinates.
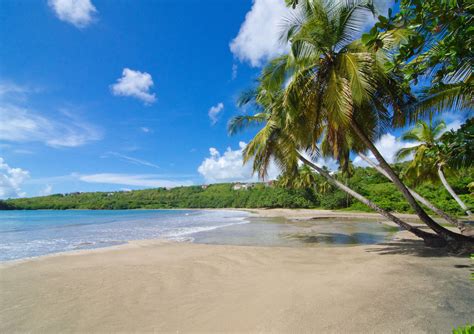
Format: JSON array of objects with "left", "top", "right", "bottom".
[{"left": 0, "top": 209, "right": 250, "bottom": 261}]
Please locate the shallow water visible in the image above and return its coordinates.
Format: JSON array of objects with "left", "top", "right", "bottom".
[
  {"left": 0, "top": 210, "right": 398, "bottom": 261},
  {"left": 0, "top": 210, "right": 249, "bottom": 261},
  {"left": 193, "top": 216, "right": 399, "bottom": 247}
]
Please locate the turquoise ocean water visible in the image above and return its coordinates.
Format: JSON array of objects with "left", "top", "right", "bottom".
[
  {"left": 0, "top": 210, "right": 249, "bottom": 261},
  {"left": 0, "top": 210, "right": 397, "bottom": 262}
]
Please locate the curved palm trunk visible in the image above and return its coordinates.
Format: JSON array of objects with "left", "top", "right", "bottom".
[
  {"left": 350, "top": 122, "right": 473, "bottom": 245},
  {"left": 358, "top": 153, "right": 472, "bottom": 234},
  {"left": 437, "top": 164, "right": 473, "bottom": 217},
  {"left": 297, "top": 153, "right": 440, "bottom": 243}
]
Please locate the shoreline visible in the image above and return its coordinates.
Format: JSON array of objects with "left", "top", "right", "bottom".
[
  {"left": 0, "top": 206, "right": 428, "bottom": 218},
  {"left": 0, "top": 208, "right": 412, "bottom": 266}
]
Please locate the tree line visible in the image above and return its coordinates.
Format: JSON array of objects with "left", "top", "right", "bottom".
[{"left": 2, "top": 162, "right": 472, "bottom": 214}]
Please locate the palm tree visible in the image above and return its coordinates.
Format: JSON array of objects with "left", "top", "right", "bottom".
[
  {"left": 397, "top": 120, "right": 473, "bottom": 217},
  {"left": 229, "top": 78, "right": 440, "bottom": 244},
  {"left": 294, "top": 165, "right": 318, "bottom": 189},
  {"left": 276, "top": 165, "right": 318, "bottom": 190},
  {"left": 358, "top": 152, "right": 471, "bottom": 235},
  {"left": 317, "top": 171, "right": 332, "bottom": 195},
  {"left": 259, "top": 0, "right": 472, "bottom": 246},
  {"left": 338, "top": 160, "right": 354, "bottom": 208}
]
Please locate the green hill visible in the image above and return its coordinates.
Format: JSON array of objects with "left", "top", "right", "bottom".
[{"left": 2, "top": 165, "right": 472, "bottom": 215}]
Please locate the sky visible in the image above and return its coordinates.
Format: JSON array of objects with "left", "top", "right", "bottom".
[{"left": 0, "top": 0, "right": 469, "bottom": 199}]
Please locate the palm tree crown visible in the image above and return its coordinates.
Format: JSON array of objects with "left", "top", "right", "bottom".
[{"left": 396, "top": 120, "right": 446, "bottom": 184}]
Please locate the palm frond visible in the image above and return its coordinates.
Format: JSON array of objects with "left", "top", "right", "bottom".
[
  {"left": 407, "top": 79, "right": 473, "bottom": 121},
  {"left": 236, "top": 88, "right": 258, "bottom": 107},
  {"left": 228, "top": 113, "right": 269, "bottom": 136},
  {"left": 261, "top": 55, "right": 292, "bottom": 92},
  {"left": 332, "top": 0, "right": 376, "bottom": 50},
  {"left": 395, "top": 146, "right": 417, "bottom": 162}
]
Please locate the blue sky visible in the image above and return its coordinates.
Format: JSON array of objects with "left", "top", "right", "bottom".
[{"left": 0, "top": 0, "right": 468, "bottom": 198}]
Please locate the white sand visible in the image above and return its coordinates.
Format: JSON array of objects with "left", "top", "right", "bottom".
[{"left": 1, "top": 210, "right": 472, "bottom": 333}]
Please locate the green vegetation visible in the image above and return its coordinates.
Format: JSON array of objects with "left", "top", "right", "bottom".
[
  {"left": 452, "top": 323, "right": 474, "bottom": 334},
  {"left": 397, "top": 119, "right": 474, "bottom": 216},
  {"left": 3, "top": 164, "right": 472, "bottom": 213},
  {"left": 227, "top": 0, "right": 473, "bottom": 248},
  {"left": 2, "top": 183, "right": 314, "bottom": 210}
]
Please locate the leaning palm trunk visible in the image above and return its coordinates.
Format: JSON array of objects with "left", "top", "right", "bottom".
[
  {"left": 437, "top": 164, "right": 473, "bottom": 217},
  {"left": 349, "top": 122, "right": 473, "bottom": 247},
  {"left": 297, "top": 153, "right": 441, "bottom": 243},
  {"left": 358, "top": 153, "right": 472, "bottom": 235}
]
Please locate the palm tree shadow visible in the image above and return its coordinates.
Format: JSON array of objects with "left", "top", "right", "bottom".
[
  {"left": 366, "top": 239, "right": 466, "bottom": 258},
  {"left": 284, "top": 232, "right": 387, "bottom": 245}
]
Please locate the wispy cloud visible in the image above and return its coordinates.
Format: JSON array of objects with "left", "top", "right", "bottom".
[
  {"left": 101, "top": 152, "right": 160, "bottom": 169},
  {"left": 208, "top": 102, "right": 224, "bottom": 125},
  {"left": 79, "top": 173, "right": 193, "bottom": 188},
  {"left": 0, "top": 104, "right": 102, "bottom": 148},
  {"left": 0, "top": 81, "right": 102, "bottom": 148},
  {"left": 48, "top": 0, "right": 98, "bottom": 28},
  {"left": 0, "top": 82, "right": 32, "bottom": 97},
  {"left": 110, "top": 68, "right": 156, "bottom": 105},
  {"left": 39, "top": 185, "right": 53, "bottom": 196},
  {"left": 232, "top": 64, "right": 238, "bottom": 80}
]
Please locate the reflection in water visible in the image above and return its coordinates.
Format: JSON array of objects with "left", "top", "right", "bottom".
[
  {"left": 283, "top": 232, "right": 384, "bottom": 245},
  {"left": 191, "top": 217, "right": 400, "bottom": 247}
]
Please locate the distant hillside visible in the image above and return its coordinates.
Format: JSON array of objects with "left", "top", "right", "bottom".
[
  {"left": 1, "top": 183, "right": 316, "bottom": 210},
  {"left": 2, "top": 165, "right": 473, "bottom": 215}
]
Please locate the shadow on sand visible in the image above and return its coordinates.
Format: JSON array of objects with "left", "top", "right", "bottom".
[
  {"left": 366, "top": 238, "right": 469, "bottom": 258},
  {"left": 283, "top": 232, "right": 387, "bottom": 245}
]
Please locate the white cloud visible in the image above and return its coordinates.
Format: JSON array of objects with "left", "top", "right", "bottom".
[
  {"left": 208, "top": 102, "right": 224, "bottom": 125},
  {"left": 442, "top": 112, "right": 465, "bottom": 133},
  {"left": 230, "top": 0, "right": 395, "bottom": 67},
  {"left": 48, "top": 0, "right": 97, "bottom": 28},
  {"left": 230, "top": 0, "right": 290, "bottom": 67},
  {"left": 353, "top": 133, "right": 417, "bottom": 167},
  {"left": 0, "top": 158, "right": 29, "bottom": 199},
  {"left": 79, "top": 173, "right": 193, "bottom": 188},
  {"left": 140, "top": 127, "right": 151, "bottom": 133},
  {"left": 445, "top": 120, "right": 462, "bottom": 132},
  {"left": 353, "top": 112, "right": 467, "bottom": 167},
  {"left": 198, "top": 141, "right": 280, "bottom": 183},
  {"left": 110, "top": 68, "right": 156, "bottom": 105},
  {"left": 39, "top": 185, "right": 53, "bottom": 196},
  {"left": 101, "top": 152, "right": 160, "bottom": 170},
  {"left": 0, "top": 104, "right": 101, "bottom": 148},
  {"left": 315, "top": 157, "right": 339, "bottom": 172}
]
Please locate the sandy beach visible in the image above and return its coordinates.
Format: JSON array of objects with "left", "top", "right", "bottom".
[{"left": 1, "top": 209, "right": 472, "bottom": 333}]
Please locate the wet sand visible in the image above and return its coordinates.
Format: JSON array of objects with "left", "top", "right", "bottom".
[
  {"left": 247, "top": 208, "right": 428, "bottom": 223},
  {"left": 1, "top": 210, "right": 473, "bottom": 333}
]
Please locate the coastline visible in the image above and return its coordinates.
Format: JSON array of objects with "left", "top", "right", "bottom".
[
  {"left": 1, "top": 209, "right": 472, "bottom": 332},
  {"left": 0, "top": 208, "right": 411, "bottom": 266}
]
